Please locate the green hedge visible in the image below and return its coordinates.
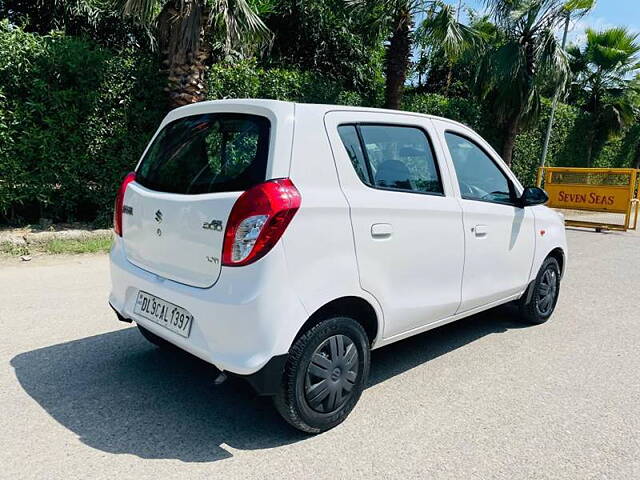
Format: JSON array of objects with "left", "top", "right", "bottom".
[
  {"left": 0, "top": 22, "right": 164, "bottom": 225},
  {"left": 404, "top": 93, "right": 636, "bottom": 186},
  {"left": 1, "top": 25, "right": 637, "bottom": 226},
  {"left": 208, "top": 59, "right": 364, "bottom": 105}
]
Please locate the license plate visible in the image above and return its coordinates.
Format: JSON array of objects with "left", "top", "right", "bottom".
[{"left": 134, "top": 291, "right": 193, "bottom": 338}]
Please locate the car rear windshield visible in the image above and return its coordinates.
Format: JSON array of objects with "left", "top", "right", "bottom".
[{"left": 136, "top": 113, "right": 270, "bottom": 194}]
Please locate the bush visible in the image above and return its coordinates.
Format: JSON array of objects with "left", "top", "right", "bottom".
[
  {"left": 403, "top": 93, "right": 485, "bottom": 130},
  {"left": 208, "top": 60, "right": 364, "bottom": 105},
  {"left": 403, "top": 92, "right": 637, "bottom": 187},
  {"left": 0, "top": 22, "right": 164, "bottom": 225},
  {"left": 1, "top": 24, "right": 637, "bottom": 227}
]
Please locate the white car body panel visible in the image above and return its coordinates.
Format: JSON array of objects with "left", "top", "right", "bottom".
[
  {"left": 110, "top": 235, "right": 308, "bottom": 374},
  {"left": 430, "top": 119, "right": 536, "bottom": 312},
  {"left": 122, "top": 184, "right": 239, "bottom": 288},
  {"left": 109, "top": 99, "right": 568, "bottom": 377},
  {"left": 283, "top": 105, "right": 386, "bottom": 342},
  {"left": 324, "top": 111, "right": 465, "bottom": 338}
]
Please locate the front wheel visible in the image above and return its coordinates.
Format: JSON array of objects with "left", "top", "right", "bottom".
[
  {"left": 274, "top": 316, "right": 370, "bottom": 433},
  {"left": 518, "top": 257, "right": 561, "bottom": 325}
]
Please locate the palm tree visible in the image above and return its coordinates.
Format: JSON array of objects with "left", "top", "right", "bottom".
[
  {"left": 476, "top": 0, "right": 589, "bottom": 166},
  {"left": 121, "top": 0, "right": 271, "bottom": 109},
  {"left": 568, "top": 28, "right": 640, "bottom": 166},
  {"left": 414, "top": 3, "right": 479, "bottom": 95},
  {"left": 348, "top": 0, "right": 476, "bottom": 109}
]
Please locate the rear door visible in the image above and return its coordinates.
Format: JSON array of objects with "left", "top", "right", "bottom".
[
  {"left": 325, "top": 111, "right": 465, "bottom": 339},
  {"left": 122, "top": 112, "right": 272, "bottom": 288},
  {"left": 433, "top": 120, "right": 535, "bottom": 312}
]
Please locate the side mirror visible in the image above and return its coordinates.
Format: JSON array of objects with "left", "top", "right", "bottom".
[{"left": 518, "top": 186, "right": 549, "bottom": 208}]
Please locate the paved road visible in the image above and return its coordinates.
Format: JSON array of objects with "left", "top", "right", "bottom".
[{"left": 1, "top": 228, "right": 639, "bottom": 479}]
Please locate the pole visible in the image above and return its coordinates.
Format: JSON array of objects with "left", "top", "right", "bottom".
[{"left": 540, "top": 12, "right": 571, "bottom": 168}]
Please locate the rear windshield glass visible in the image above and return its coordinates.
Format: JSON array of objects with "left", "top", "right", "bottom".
[{"left": 136, "top": 113, "right": 270, "bottom": 194}]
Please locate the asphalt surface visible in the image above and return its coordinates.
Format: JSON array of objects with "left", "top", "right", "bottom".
[{"left": 1, "top": 227, "right": 639, "bottom": 479}]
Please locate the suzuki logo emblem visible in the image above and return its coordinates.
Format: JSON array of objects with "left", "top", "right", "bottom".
[{"left": 155, "top": 210, "right": 163, "bottom": 223}]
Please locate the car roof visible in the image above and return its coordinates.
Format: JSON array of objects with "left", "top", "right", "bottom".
[{"left": 171, "top": 98, "right": 470, "bottom": 131}]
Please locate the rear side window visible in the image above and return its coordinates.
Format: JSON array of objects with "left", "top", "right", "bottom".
[
  {"left": 337, "top": 126, "right": 370, "bottom": 183},
  {"left": 136, "top": 113, "right": 270, "bottom": 194},
  {"left": 337, "top": 124, "right": 443, "bottom": 195}
]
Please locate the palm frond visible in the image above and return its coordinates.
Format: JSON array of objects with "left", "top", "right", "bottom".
[
  {"left": 536, "top": 25, "right": 570, "bottom": 90},
  {"left": 585, "top": 27, "right": 640, "bottom": 71},
  {"left": 43, "top": 0, "right": 112, "bottom": 28},
  {"left": 120, "top": 0, "right": 159, "bottom": 24},
  {"left": 209, "top": 0, "right": 273, "bottom": 58},
  {"left": 416, "top": 3, "right": 480, "bottom": 61},
  {"left": 563, "top": 0, "right": 595, "bottom": 13}
]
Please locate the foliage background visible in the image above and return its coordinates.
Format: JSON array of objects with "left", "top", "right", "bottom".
[{"left": 0, "top": 24, "right": 637, "bottom": 225}]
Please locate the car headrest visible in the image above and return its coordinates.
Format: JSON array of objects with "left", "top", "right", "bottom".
[{"left": 375, "top": 160, "right": 412, "bottom": 190}]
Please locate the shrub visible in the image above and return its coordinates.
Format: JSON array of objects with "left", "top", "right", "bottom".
[
  {"left": 207, "top": 60, "right": 364, "bottom": 105},
  {"left": 0, "top": 22, "right": 164, "bottom": 225},
  {"left": 1, "top": 24, "right": 637, "bottom": 227},
  {"left": 403, "top": 92, "right": 636, "bottom": 187}
]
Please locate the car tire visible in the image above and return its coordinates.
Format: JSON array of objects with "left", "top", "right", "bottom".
[
  {"left": 274, "top": 316, "right": 370, "bottom": 433},
  {"left": 137, "top": 324, "right": 176, "bottom": 350},
  {"left": 518, "top": 257, "right": 561, "bottom": 325}
]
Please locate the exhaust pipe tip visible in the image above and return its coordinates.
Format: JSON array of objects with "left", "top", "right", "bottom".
[{"left": 213, "top": 371, "right": 228, "bottom": 386}]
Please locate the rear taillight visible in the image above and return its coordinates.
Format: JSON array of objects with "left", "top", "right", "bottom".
[
  {"left": 113, "top": 172, "right": 136, "bottom": 237},
  {"left": 222, "top": 179, "right": 301, "bottom": 266}
]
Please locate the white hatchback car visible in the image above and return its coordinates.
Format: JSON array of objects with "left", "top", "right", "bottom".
[{"left": 109, "top": 99, "right": 567, "bottom": 432}]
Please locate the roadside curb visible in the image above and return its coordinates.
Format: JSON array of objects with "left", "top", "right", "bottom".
[{"left": 0, "top": 229, "right": 113, "bottom": 246}]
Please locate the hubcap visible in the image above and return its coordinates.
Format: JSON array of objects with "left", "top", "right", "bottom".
[
  {"left": 536, "top": 267, "right": 558, "bottom": 316},
  {"left": 304, "top": 334, "right": 359, "bottom": 413}
]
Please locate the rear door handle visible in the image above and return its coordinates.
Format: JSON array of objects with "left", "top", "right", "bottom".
[
  {"left": 473, "top": 224, "right": 488, "bottom": 237},
  {"left": 371, "top": 223, "right": 393, "bottom": 239}
]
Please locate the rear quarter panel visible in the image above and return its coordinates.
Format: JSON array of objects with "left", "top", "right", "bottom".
[{"left": 282, "top": 104, "right": 384, "bottom": 344}]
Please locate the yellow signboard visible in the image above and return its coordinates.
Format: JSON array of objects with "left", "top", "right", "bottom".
[
  {"left": 537, "top": 167, "right": 639, "bottom": 231},
  {"left": 545, "top": 184, "right": 631, "bottom": 213}
]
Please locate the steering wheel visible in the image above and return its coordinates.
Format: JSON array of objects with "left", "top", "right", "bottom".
[
  {"left": 480, "top": 190, "right": 510, "bottom": 202},
  {"left": 459, "top": 181, "right": 487, "bottom": 199}
]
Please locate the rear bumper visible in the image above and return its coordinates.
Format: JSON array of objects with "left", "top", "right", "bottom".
[{"left": 108, "top": 236, "right": 308, "bottom": 376}]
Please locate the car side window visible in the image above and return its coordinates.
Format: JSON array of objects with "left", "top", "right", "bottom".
[
  {"left": 337, "top": 125, "right": 371, "bottom": 186},
  {"left": 337, "top": 124, "right": 443, "bottom": 195},
  {"left": 444, "top": 132, "right": 514, "bottom": 205}
]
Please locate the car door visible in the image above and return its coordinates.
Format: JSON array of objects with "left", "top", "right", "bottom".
[
  {"left": 325, "top": 111, "right": 464, "bottom": 339},
  {"left": 432, "top": 120, "right": 535, "bottom": 313}
]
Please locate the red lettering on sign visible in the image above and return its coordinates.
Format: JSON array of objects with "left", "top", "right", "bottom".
[{"left": 556, "top": 190, "right": 617, "bottom": 207}]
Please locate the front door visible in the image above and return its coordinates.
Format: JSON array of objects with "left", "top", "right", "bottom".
[
  {"left": 434, "top": 122, "right": 535, "bottom": 312},
  {"left": 325, "top": 112, "right": 465, "bottom": 339}
]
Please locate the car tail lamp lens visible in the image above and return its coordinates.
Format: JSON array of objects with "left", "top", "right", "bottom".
[
  {"left": 113, "top": 172, "right": 136, "bottom": 237},
  {"left": 222, "top": 179, "right": 301, "bottom": 266}
]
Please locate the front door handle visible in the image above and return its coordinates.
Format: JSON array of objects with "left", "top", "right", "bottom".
[
  {"left": 371, "top": 223, "right": 393, "bottom": 239},
  {"left": 472, "top": 224, "right": 488, "bottom": 237}
]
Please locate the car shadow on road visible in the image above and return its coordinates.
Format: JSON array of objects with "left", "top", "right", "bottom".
[{"left": 11, "top": 305, "right": 527, "bottom": 463}]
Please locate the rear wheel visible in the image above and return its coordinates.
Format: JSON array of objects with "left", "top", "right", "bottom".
[
  {"left": 137, "top": 324, "right": 176, "bottom": 350},
  {"left": 518, "top": 257, "right": 561, "bottom": 325},
  {"left": 274, "top": 316, "right": 370, "bottom": 433}
]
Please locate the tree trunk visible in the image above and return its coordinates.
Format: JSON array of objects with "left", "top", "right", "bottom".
[
  {"left": 158, "top": 1, "right": 210, "bottom": 110},
  {"left": 633, "top": 141, "right": 640, "bottom": 169},
  {"left": 384, "top": 6, "right": 412, "bottom": 110},
  {"left": 585, "top": 143, "right": 593, "bottom": 168},
  {"left": 585, "top": 129, "right": 595, "bottom": 167},
  {"left": 501, "top": 116, "right": 520, "bottom": 167},
  {"left": 444, "top": 63, "right": 453, "bottom": 96}
]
